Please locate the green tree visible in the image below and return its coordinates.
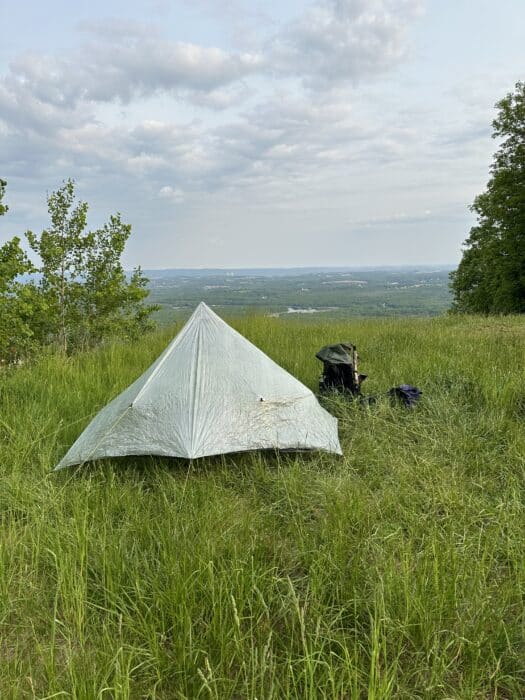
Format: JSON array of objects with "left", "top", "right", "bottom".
[
  {"left": 26, "top": 179, "right": 89, "bottom": 352},
  {"left": 26, "top": 179, "right": 157, "bottom": 352},
  {"left": 0, "top": 181, "right": 42, "bottom": 363},
  {"left": 80, "top": 214, "right": 157, "bottom": 345},
  {"left": 0, "top": 178, "right": 8, "bottom": 217},
  {"left": 451, "top": 82, "right": 525, "bottom": 313}
]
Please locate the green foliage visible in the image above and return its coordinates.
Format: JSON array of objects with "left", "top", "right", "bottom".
[
  {"left": 0, "top": 180, "right": 43, "bottom": 364},
  {"left": 26, "top": 179, "right": 157, "bottom": 353},
  {"left": 0, "top": 237, "right": 39, "bottom": 363},
  {"left": 0, "top": 178, "right": 8, "bottom": 217},
  {"left": 81, "top": 216, "right": 158, "bottom": 345},
  {"left": 0, "top": 315, "right": 524, "bottom": 697},
  {"left": 451, "top": 82, "right": 525, "bottom": 313},
  {"left": 26, "top": 179, "right": 89, "bottom": 352}
]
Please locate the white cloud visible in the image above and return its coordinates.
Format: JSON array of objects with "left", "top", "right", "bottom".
[
  {"left": 3, "top": 0, "right": 496, "bottom": 267},
  {"left": 159, "top": 186, "right": 185, "bottom": 203},
  {"left": 0, "top": 24, "right": 263, "bottom": 132},
  {"left": 269, "top": 0, "right": 423, "bottom": 88},
  {"left": 0, "top": 0, "right": 423, "bottom": 132}
]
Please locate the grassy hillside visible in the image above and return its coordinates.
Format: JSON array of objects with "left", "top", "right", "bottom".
[{"left": 1, "top": 315, "right": 524, "bottom": 698}]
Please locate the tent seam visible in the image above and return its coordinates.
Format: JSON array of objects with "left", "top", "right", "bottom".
[{"left": 188, "top": 306, "right": 204, "bottom": 458}]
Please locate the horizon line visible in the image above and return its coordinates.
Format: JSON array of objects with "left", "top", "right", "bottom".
[{"left": 134, "top": 263, "right": 457, "bottom": 271}]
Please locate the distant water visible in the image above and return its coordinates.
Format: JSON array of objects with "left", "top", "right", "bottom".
[{"left": 268, "top": 307, "right": 336, "bottom": 317}]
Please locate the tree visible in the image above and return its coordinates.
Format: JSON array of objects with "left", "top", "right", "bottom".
[
  {"left": 26, "top": 179, "right": 157, "bottom": 353},
  {"left": 81, "top": 215, "right": 158, "bottom": 345},
  {"left": 450, "top": 82, "right": 525, "bottom": 313},
  {"left": 0, "top": 181, "right": 42, "bottom": 363},
  {"left": 26, "top": 179, "right": 88, "bottom": 352},
  {"left": 0, "top": 178, "right": 8, "bottom": 217}
]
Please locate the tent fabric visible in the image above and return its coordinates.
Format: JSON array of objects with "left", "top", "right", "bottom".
[{"left": 55, "top": 302, "right": 342, "bottom": 469}]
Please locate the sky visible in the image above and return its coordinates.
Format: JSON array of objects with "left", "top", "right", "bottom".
[{"left": 1, "top": 0, "right": 524, "bottom": 269}]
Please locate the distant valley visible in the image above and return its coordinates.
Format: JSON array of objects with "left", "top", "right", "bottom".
[{"left": 145, "top": 266, "right": 455, "bottom": 323}]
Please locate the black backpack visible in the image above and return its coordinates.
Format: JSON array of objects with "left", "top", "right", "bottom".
[
  {"left": 316, "top": 343, "right": 367, "bottom": 396},
  {"left": 316, "top": 344, "right": 421, "bottom": 408}
]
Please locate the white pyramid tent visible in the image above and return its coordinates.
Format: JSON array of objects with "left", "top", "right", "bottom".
[{"left": 55, "top": 302, "right": 342, "bottom": 469}]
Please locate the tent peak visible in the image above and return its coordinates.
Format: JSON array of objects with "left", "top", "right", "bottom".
[
  {"left": 130, "top": 302, "right": 218, "bottom": 408},
  {"left": 192, "top": 301, "right": 219, "bottom": 321}
]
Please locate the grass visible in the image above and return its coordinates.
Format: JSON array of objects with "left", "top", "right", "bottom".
[{"left": 0, "top": 314, "right": 524, "bottom": 698}]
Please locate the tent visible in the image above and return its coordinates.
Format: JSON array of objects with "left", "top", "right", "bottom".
[{"left": 55, "top": 302, "right": 342, "bottom": 469}]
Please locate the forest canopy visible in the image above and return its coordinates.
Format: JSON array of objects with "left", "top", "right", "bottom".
[{"left": 450, "top": 82, "right": 525, "bottom": 313}]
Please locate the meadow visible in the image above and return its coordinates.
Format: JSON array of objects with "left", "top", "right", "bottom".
[{"left": 0, "top": 314, "right": 524, "bottom": 698}]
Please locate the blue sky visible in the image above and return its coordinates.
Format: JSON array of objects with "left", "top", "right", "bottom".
[{"left": 1, "top": 0, "right": 524, "bottom": 268}]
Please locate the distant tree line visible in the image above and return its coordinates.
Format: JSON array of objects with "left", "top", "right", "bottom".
[
  {"left": 451, "top": 82, "right": 525, "bottom": 313},
  {"left": 0, "top": 179, "right": 157, "bottom": 364}
]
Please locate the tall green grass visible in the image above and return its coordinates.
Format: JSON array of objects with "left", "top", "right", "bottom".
[{"left": 1, "top": 315, "right": 524, "bottom": 698}]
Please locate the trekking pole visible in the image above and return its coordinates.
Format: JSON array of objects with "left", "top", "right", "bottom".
[{"left": 352, "top": 346, "right": 360, "bottom": 393}]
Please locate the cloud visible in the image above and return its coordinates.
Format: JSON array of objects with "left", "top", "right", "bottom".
[
  {"left": 0, "top": 81, "right": 423, "bottom": 210},
  {"left": 80, "top": 37, "right": 262, "bottom": 103},
  {"left": 0, "top": 54, "right": 93, "bottom": 137},
  {"left": 189, "top": 83, "right": 255, "bottom": 110},
  {"left": 0, "top": 21, "right": 263, "bottom": 135},
  {"left": 158, "top": 186, "right": 185, "bottom": 203},
  {"left": 0, "top": 0, "right": 423, "bottom": 135},
  {"left": 270, "top": 0, "right": 423, "bottom": 88},
  {"left": 0, "top": 0, "right": 430, "bottom": 256}
]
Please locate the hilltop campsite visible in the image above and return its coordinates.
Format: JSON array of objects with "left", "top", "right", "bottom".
[
  {"left": 1, "top": 1, "right": 525, "bottom": 697},
  {"left": 1, "top": 314, "right": 524, "bottom": 697}
]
